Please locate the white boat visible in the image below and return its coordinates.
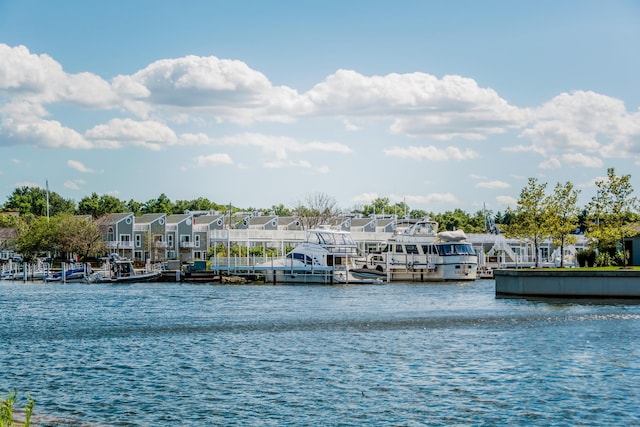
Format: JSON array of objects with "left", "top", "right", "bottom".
[
  {"left": 85, "top": 254, "right": 162, "bottom": 284},
  {"left": 255, "top": 227, "right": 371, "bottom": 284},
  {"left": 353, "top": 217, "right": 478, "bottom": 282}
]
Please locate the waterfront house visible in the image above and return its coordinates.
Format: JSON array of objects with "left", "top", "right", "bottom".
[
  {"left": 166, "top": 214, "right": 194, "bottom": 262},
  {"left": 350, "top": 218, "right": 376, "bottom": 233},
  {"left": 96, "top": 213, "right": 135, "bottom": 259},
  {"left": 192, "top": 215, "right": 224, "bottom": 260},
  {"left": 0, "top": 227, "right": 19, "bottom": 262},
  {"left": 133, "top": 213, "right": 167, "bottom": 262},
  {"left": 277, "top": 216, "right": 303, "bottom": 231}
]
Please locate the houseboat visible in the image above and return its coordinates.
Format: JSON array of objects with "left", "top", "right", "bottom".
[{"left": 354, "top": 217, "right": 478, "bottom": 282}]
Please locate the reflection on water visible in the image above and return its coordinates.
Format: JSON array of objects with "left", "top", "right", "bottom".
[{"left": 1, "top": 280, "right": 639, "bottom": 426}]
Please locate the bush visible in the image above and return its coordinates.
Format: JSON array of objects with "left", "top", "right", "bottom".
[
  {"left": 0, "top": 390, "right": 34, "bottom": 427},
  {"left": 576, "top": 249, "right": 596, "bottom": 267}
]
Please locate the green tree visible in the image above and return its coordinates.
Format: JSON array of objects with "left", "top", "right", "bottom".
[
  {"left": 543, "top": 181, "right": 580, "bottom": 267},
  {"left": 77, "top": 193, "right": 127, "bottom": 218},
  {"left": 56, "top": 214, "right": 107, "bottom": 259},
  {"left": 142, "top": 193, "right": 174, "bottom": 214},
  {"left": 126, "top": 199, "right": 144, "bottom": 215},
  {"left": 3, "top": 186, "right": 75, "bottom": 217},
  {"left": 15, "top": 216, "right": 59, "bottom": 260},
  {"left": 586, "top": 168, "right": 638, "bottom": 266},
  {"left": 504, "top": 177, "right": 548, "bottom": 267}
]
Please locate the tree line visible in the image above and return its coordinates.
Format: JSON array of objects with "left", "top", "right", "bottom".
[{"left": 1, "top": 168, "right": 638, "bottom": 266}]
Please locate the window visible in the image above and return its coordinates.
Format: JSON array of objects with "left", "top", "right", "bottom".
[
  {"left": 194, "top": 235, "right": 200, "bottom": 248},
  {"left": 405, "top": 245, "right": 419, "bottom": 254},
  {"left": 135, "top": 234, "right": 141, "bottom": 248},
  {"left": 167, "top": 234, "right": 174, "bottom": 248}
]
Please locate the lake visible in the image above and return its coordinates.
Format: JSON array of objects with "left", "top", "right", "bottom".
[{"left": 1, "top": 279, "right": 639, "bottom": 426}]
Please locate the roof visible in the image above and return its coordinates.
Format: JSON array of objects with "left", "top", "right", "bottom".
[
  {"left": 0, "top": 227, "right": 18, "bottom": 240},
  {"left": 135, "top": 213, "right": 165, "bottom": 224},
  {"left": 95, "top": 212, "right": 133, "bottom": 226}
]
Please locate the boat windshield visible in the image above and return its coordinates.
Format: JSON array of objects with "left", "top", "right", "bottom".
[
  {"left": 286, "top": 252, "right": 315, "bottom": 265},
  {"left": 309, "top": 231, "right": 355, "bottom": 246},
  {"left": 437, "top": 243, "right": 476, "bottom": 256}
]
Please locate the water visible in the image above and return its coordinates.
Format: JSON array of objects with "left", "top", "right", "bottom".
[{"left": 1, "top": 280, "right": 639, "bottom": 426}]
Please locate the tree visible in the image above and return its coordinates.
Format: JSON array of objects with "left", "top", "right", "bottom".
[
  {"left": 3, "top": 186, "right": 75, "bottom": 217},
  {"left": 543, "top": 181, "right": 580, "bottom": 267},
  {"left": 586, "top": 168, "right": 638, "bottom": 266},
  {"left": 293, "top": 192, "right": 339, "bottom": 229},
  {"left": 142, "top": 194, "right": 174, "bottom": 214},
  {"left": 56, "top": 215, "right": 107, "bottom": 260},
  {"left": 77, "top": 193, "right": 127, "bottom": 218},
  {"left": 504, "top": 177, "right": 548, "bottom": 267},
  {"left": 15, "top": 216, "right": 58, "bottom": 260}
]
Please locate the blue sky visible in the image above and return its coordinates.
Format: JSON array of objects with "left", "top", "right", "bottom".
[{"left": 1, "top": 0, "right": 639, "bottom": 214}]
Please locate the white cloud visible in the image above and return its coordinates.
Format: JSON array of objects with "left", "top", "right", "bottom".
[
  {"left": 215, "top": 133, "right": 352, "bottom": 161},
  {"left": 352, "top": 192, "right": 380, "bottom": 204},
  {"left": 194, "top": 153, "right": 233, "bottom": 167},
  {"left": 538, "top": 157, "right": 561, "bottom": 169},
  {"left": 67, "top": 160, "right": 94, "bottom": 173},
  {"left": 306, "top": 70, "right": 527, "bottom": 139},
  {"left": 475, "top": 180, "right": 510, "bottom": 189},
  {"left": 390, "top": 192, "right": 460, "bottom": 205},
  {"left": 384, "top": 145, "right": 478, "bottom": 161},
  {"left": 85, "top": 118, "right": 178, "bottom": 150},
  {"left": 522, "top": 91, "right": 640, "bottom": 164},
  {"left": 501, "top": 144, "right": 546, "bottom": 156},
  {"left": 496, "top": 195, "right": 517, "bottom": 207},
  {"left": 0, "top": 44, "right": 117, "bottom": 107},
  {"left": 561, "top": 153, "right": 603, "bottom": 168},
  {"left": 1, "top": 115, "right": 92, "bottom": 149},
  {"left": 116, "top": 55, "right": 303, "bottom": 123},
  {"left": 64, "top": 179, "right": 85, "bottom": 190}
]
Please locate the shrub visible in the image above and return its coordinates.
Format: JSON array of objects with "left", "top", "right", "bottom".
[{"left": 0, "top": 390, "right": 34, "bottom": 427}]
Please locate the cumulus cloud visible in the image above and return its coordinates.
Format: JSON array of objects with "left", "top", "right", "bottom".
[
  {"left": 85, "top": 118, "right": 178, "bottom": 150},
  {"left": 305, "top": 70, "right": 526, "bottom": 139},
  {"left": 115, "top": 55, "right": 303, "bottom": 123},
  {"left": 384, "top": 145, "right": 478, "bottom": 161},
  {"left": 0, "top": 44, "right": 117, "bottom": 107},
  {"left": 67, "top": 159, "right": 94, "bottom": 173},
  {"left": 561, "top": 153, "right": 603, "bottom": 168},
  {"left": 521, "top": 91, "right": 640, "bottom": 167}
]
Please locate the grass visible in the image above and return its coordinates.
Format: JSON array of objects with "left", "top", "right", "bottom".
[
  {"left": 527, "top": 266, "right": 640, "bottom": 271},
  {"left": 0, "top": 390, "right": 34, "bottom": 427}
]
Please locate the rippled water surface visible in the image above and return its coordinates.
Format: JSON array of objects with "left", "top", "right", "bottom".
[{"left": 1, "top": 280, "right": 639, "bottom": 426}]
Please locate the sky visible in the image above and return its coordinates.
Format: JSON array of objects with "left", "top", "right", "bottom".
[{"left": 0, "top": 0, "right": 639, "bottom": 215}]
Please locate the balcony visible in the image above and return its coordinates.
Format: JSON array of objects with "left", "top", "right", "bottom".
[
  {"left": 180, "top": 241, "right": 196, "bottom": 248},
  {"left": 154, "top": 241, "right": 168, "bottom": 248},
  {"left": 106, "top": 241, "right": 134, "bottom": 249}
]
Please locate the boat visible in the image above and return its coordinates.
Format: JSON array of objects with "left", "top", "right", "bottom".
[
  {"left": 43, "top": 264, "right": 90, "bottom": 283},
  {"left": 252, "top": 227, "right": 372, "bottom": 284},
  {"left": 85, "top": 254, "right": 162, "bottom": 284},
  {"left": 352, "top": 217, "right": 478, "bottom": 282}
]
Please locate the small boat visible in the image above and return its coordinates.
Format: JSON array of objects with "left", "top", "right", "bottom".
[
  {"left": 44, "top": 267, "right": 88, "bottom": 283},
  {"left": 85, "top": 254, "right": 161, "bottom": 284},
  {"left": 356, "top": 217, "right": 478, "bottom": 282}
]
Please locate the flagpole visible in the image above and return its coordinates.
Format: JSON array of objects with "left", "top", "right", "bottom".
[{"left": 46, "top": 179, "right": 50, "bottom": 222}]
